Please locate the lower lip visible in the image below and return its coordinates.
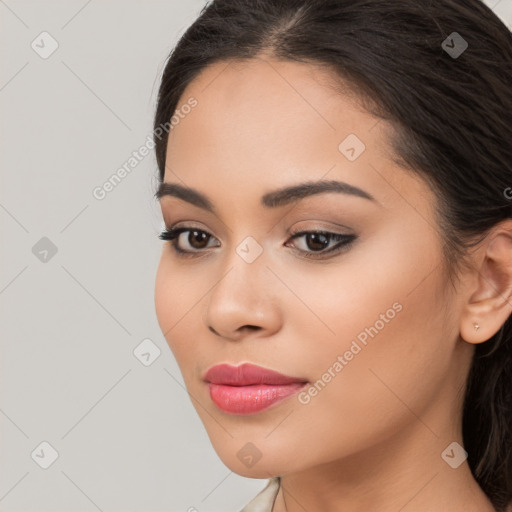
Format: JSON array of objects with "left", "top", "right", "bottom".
[{"left": 207, "top": 382, "right": 308, "bottom": 415}]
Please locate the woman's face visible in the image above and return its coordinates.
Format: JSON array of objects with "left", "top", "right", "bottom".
[{"left": 154, "top": 57, "right": 472, "bottom": 478}]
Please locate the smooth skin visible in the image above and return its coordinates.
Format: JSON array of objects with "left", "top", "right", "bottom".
[{"left": 154, "top": 56, "right": 512, "bottom": 511}]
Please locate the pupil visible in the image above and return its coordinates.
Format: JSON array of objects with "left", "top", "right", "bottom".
[
  {"left": 190, "top": 230, "right": 208, "bottom": 248},
  {"left": 308, "top": 233, "right": 329, "bottom": 251}
]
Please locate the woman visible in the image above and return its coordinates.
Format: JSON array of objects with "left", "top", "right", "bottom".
[{"left": 152, "top": 1, "right": 512, "bottom": 510}]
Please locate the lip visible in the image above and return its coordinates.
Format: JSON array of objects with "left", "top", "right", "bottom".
[
  {"left": 203, "top": 363, "right": 308, "bottom": 386},
  {"left": 204, "top": 363, "right": 308, "bottom": 415}
]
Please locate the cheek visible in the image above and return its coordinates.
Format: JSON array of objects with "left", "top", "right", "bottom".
[
  {"left": 298, "top": 215, "right": 447, "bottom": 372},
  {"left": 154, "top": 253, "right": 213, "bottom": 385},
  {"left": 288, "top": 295, "right": 450, "bottom": 468},
  {"left": 276, "top": 226, "right": 452, "bottom": 448},
  {"left": 154, "top": 254, "right": 195, "bottom": 356}
]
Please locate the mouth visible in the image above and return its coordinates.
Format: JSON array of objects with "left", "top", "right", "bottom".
[{"left": 203, "top": 363, "right": 309, "bottom": 415}]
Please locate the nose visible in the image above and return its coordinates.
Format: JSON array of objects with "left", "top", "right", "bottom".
[{"left": 202, "top": 251, "right": 282, "bottom": 341}]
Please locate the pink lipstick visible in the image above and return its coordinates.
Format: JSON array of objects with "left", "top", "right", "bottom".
[{"left": 204, "top": 363, "right": 308, "bottom": 415}]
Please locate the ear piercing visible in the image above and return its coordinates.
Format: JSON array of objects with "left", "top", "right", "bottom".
[{"left": 473, "top": 323, "right": 480, "bottom": 331}]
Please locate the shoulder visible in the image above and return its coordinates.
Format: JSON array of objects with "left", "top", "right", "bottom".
[{"left": 238, "top": 477, "right": 281, "bottom": 512}]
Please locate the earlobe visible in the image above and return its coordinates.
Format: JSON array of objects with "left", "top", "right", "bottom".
[{"left": 459, "top": 220, "right": 512, "bottom": 345}]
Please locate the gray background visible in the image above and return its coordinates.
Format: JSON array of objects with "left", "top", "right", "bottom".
[{"left": 1, "top": 1, "right": 511, "bottom": 510}]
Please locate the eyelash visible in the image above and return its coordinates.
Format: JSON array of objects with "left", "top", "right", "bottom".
[{"left": 158, "top": 226, "right": 356, "bottom": 260}]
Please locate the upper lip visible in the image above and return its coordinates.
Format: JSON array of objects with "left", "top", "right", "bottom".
[{"left": 203, "top": 363, "right": 308, "bottom": 386}]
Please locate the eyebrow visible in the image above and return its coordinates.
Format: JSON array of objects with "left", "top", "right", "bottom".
[{"left": 155, "top": 179, "right": 377, "bottom": 213}]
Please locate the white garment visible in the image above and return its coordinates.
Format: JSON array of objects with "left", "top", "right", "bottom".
[{"left": 238, "top": 477, "right": 280, "bottom": 512}]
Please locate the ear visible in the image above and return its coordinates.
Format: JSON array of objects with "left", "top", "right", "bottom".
[{"left": 459, "top": 219, "right": 512, "bottom": 344}]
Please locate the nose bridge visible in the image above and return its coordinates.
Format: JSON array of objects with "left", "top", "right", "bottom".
[
  {"left": 203, "top": 234, "right": 280, "bottom": 336},
  {"left": 213, "top": 234, "right": 268, "bottom": 304}
]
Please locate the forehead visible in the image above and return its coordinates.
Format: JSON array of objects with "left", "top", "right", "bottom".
[
  {"left": 170, "top": 57, "right": 378, "bottom": 140},
  {"left": 162, "top": 57, "right": 434, "bottom": 220},
  {"left": 167, "top": 59, "right": 389, "bottom": 167}
]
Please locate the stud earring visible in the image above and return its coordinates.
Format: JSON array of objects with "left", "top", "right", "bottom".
[{"left": 473, "top": 323, "right": 480, "bottom": 331}]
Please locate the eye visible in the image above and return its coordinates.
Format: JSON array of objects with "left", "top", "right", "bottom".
[
  {"left": 158, "top": 226, "right": 357, "bottom": 260},
  {"left": 158, "top": 227, "right": 220, "bottom": 257},
  {"left": 285, "top": 229, "right": 356, "bottom": 259}
]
